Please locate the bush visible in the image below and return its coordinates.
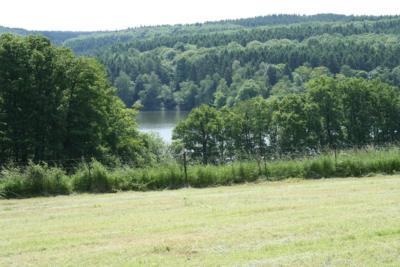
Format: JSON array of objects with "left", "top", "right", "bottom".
[
  {"left": 0, "top": 168, "right": 28, "bottom": 198},
  {"left": 304, "top": 157, "right": 335, "bottom": 178},
  {"left": 190, "top": 165, "right": 216, "bottom": 187},
  {"left": 267, "top": 160, "right": 303, "bottom": 180},
  {"left": 73, "top": 160, "right": 111, "bottom": 193},
  {"left": 0, "top": 163, "right": 70, "bottom": 198}
]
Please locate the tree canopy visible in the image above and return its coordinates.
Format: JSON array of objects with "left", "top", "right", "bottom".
[
  {"left": 3, "top": 15, "right": 400, "bottom": 111},
  {"left": 0, "top": 34, "right": 157, "bottom": 166}
]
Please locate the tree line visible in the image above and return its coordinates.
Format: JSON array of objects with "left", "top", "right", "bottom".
[
  {"left": 65, "top": 15, "right": 400, "bottom": 54},
  {"left": 173, "top": 76, "right": 400, "bottom": 164}
]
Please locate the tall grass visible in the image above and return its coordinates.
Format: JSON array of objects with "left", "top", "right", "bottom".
[
  {"left": 73, "top": 160, "right": 111, "bottom": 193},
  {"left": 2, "top": 147, "right": 400, "bottom": 198},
  {"left": 0, "top": 163, "right": 70, "bottom": 198}
]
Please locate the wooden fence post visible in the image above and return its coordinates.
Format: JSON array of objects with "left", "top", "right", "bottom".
[{"left": 183, "top": 149, "right": 188, "bottom": 187}]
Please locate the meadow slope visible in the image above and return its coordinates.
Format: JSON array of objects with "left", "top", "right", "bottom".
[{"left": 1, "top": 176, "right": 400, "bottom": 266}]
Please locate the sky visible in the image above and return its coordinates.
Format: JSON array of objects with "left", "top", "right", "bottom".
[{"left": 2, "top": 0, "right": 399, "bottom": 31}]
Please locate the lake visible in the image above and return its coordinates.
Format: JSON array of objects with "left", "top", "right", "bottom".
[{"left": 137, "top": 110, "right": 189, "bottom": 143}]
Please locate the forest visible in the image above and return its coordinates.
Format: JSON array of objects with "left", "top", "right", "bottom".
[
  {"left": 72, "top": 15, "right": 400, "bottom": 111},
  {"left": 4, "top": 14, "right": 400, "bottom": 111}
]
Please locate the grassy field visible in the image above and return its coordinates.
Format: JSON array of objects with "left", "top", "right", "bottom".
[{"left": 1, "top": 176, "right": 400, "bottom": 266}]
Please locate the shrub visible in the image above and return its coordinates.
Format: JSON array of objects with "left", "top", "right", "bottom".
[
  {"left": 73, "top": 160, "right": 111, "bottom": 193},
  {"left": 72, "top": 164, "right": 92, "bottom": 192},
  {"left": 0, "top": 168, "right": 28, "bottom": 198},
  {"left": 190, "top": 165, "right": 216, "bottom": 188},
  {"left": 0, "top": 163, "right": 70, "bottom": 198},
  {"left": 304, "top": 157, "right": 335, "bottom": 179},
  {"left": 267, "top": 160, "right": 303, "bottom": 180}
]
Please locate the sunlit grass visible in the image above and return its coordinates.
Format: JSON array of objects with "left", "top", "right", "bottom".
[{"left": 1, "top": 175, "right": 399, "bottom": 266}]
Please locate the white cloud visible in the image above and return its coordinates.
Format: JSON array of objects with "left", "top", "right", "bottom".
[{"left": 1, "top": 0, "right": 399, "bottom": 31}]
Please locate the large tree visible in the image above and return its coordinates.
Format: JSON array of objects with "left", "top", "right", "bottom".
[
  {"left": 0, "top": 34, "right": 145, "bottom": 165},
  {"left": 306, "top": 76, "right": 343, "bottom": 149},
  {"left": 173, "top": 105, "right": 222, "bottom": 164}
]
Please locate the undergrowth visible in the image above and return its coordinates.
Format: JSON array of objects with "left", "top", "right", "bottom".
[{"left": 1, "top": 147, "right": 400, "bottom": 198}]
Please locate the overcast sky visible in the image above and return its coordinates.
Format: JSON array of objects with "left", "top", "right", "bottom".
[{"left": 2, "top": 0, "right": 399, "bottom": 31}]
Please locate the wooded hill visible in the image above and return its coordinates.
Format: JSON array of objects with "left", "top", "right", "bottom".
[{"left": 2, "top": 14, "right": 400, "bottom": 110}]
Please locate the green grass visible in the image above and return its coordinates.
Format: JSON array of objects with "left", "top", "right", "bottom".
[{"left": 1, "top": 176, "right": 399, "bottom": 266}]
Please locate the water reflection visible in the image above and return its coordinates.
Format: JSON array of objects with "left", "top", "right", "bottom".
[{"left": 137, "top": 110, "right": 188, "bottom": 143}]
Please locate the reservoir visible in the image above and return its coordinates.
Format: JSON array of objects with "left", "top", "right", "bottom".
[{"left": 137, "top": 110, "right": 188, "bottom": 143}]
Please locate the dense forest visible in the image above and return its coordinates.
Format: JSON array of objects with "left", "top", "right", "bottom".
[
  {"left": 3, "top": 14, "right": 400, "bottom": 111},
  {"left": 72, "top": 15, "right": 400, "bottom": 110}
]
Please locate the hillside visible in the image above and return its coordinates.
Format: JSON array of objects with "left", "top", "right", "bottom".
[
  {"left": 2, "top": 14, "right": 400, "bottom": 110},
  {"left": 62, "top": 14, "right": 384, "bottom": 54},
  {"left": 2, "top": 14, "right": 384, "bottom": 49},
  {"left": 0, "top": 25, "right": 91, "bottom": 44},
  {"left": 67, "top": 15, "right": 400, "bottom": 110}
]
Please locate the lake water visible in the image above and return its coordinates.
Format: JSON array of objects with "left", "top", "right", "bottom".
[{"left": 137, "top": 110, "right": 189, "bottom": 143}]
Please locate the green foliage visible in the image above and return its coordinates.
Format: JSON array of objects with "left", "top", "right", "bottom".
[
  {"left": 3, "top": 16, "right": 400, "bottom": 198},
  {"left": 306, "top": 76, "right": 343, "bottom": 148},
  {"left": 138, "top": 72, "right": 162, "bottom": 110},
  {"left": 236, "top": 80, "right": 261, "bottom": 102},
  {"left": 173, "top": 105, "right": 223, "bottom": 164},
  {"left": 0, "top": 34, "right": 148, "bottom": 167},
  {"left": 4, "top": 15, "right": 400, "bottom": 110},
  {"left": 174, "top": 81, "right": 199, "bottom": 110},
  {"left": 91, "top": 22, "right": 400, "bottom": 110},
  {"left": 64, "top": 15, "right": 400, "bottom": 54},
  {"left": 72, "top": 160, "right": 111, "bottom": 193},
  {"left": 175, "top": 76, "right": 400, "bottom": 159},
  {"left": 3, "top": 148, "right": 400, "bottom": 198},
  {"left": 114, "top": 71, "right": 135, "bottom": 107},
  {"left": 0, "top": 163, "right": 70, "bottom": 198}
]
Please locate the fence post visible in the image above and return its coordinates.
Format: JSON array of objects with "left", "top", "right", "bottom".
[
  {"left": 183, "top": 149, "right": 188, "bottom": 187},
  {"left": 334, "top": 145, "right": 337, "bottom": 166},
  {"left": 82, "top": 156, "right": 91, "bottom": 179}
]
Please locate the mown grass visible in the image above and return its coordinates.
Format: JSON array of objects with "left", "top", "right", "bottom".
[
  {"left": 0, "top": 176, "right": 399, "bottom": 266},
  {"left": 2, "top": 147, "right": 400, "bottom": 198}
]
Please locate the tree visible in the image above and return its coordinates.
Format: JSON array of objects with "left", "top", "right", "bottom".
[
  {"left": 236, "top": 80, "right": 261, "bottom": 102},
  {"left": 368, "top": 80, "right": 400, "bottom": 143},
  {"left": 270, "top": 77, "right": 294, "bottom": 96},
  {"left": 339, "top": 78, "right": 375, "bottom": 146},
  {"left": 139, "top": 72, "right": 162, "bottom": 110},
  {"left": 173, "top": 105, "right": 222, "bottom": 164},
  {"left": 198, "top": 75, "right": 218, "bottom": 105},
  {"left": 272, "top": 94, "right": 319, "bottom": 154},
  {"left": 160, "top": 84, "right": 176, "bottom": 109},
  {"left": 228, "top": 97, "right": 272, "bottom": 159},
  {"left": 114, "top": 71, "right": 135, "bottom": 107},
  {"left": 174, "top": 81, "right": 199, "bottom": 110},
  {"left": 0, "top": 34, "right": 146, "bottom": 166},
  {"left": 306, "top": 76, "right": 343, "bottom": 149},
  {"left": 213, "top": 79, "right": 230, "bottom": 108}
]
